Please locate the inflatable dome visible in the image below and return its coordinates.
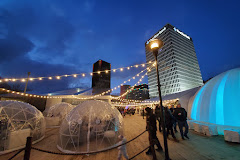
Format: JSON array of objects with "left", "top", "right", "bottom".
[
  {"left": 190, "top": 68, "right": 240, "bottom": 127},
  {"left": 57, "top": 100, "right": 123, "bottom": 153},
  {"left": 45, "top": 102, "right": 74, "bottom": 127},
  {"left": 0, "top": 100, "right": 45, "bottom": 154}
]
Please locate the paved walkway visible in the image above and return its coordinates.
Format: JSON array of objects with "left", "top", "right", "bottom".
[{"left": 1, "top": 114, "right": 240, "bottom": 160}]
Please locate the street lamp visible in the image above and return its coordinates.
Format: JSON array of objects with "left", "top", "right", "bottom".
[{"left": 149, "top": 39, "right": 170, "bottom": 160}]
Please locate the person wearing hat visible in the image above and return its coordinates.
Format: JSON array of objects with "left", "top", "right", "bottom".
[{"left": 145, "top": 107, "right": 163, "bottom": 155}]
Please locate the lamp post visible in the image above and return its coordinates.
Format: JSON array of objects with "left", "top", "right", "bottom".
[
  {"left": 24, "top": 72, "right": 31, "bottom": 94},
  {"left": 149, "top": 39, "right": 170, "bottom": 160}
]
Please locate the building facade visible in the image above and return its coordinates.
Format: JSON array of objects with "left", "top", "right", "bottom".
[
  {"left": 92, "top": 60, "right": 111, "bottom": 94},
  {"left": 120, "top": 85, "right": 131, "bottom": 99},
  {"left": 145, "top": 24, "right": 203, "bottom": 98},
  {"left": 124, "top": 84, "right": 149, "bottom": 100}
]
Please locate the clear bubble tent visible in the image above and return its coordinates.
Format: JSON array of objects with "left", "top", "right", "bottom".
[
  {"left": 0, "top": 100, "right": 45, "bottom": 154},
  {"left": 44, "top": 102, "right": 75, "bottom": 127},
  {"left": 57, "top": 100, "right": 124, "bottom": 153}
]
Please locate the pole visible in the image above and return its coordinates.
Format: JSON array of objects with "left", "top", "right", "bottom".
[
  {"left": 153, "top": 50, "right": 170, "bottom": 160},
  {"left": 24, "top": 137, "right": 32, "bottom": 160},
  {"left": 24, "top": 72, "right": 31, "bottom": 94}
]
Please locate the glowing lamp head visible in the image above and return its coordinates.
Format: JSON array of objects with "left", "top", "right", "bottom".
[
  {"left": 150, "top": 42, "right": 159, "bottom": 49},
  {"left": 148, "top": 39, "right": 163, "bottom": 51}
]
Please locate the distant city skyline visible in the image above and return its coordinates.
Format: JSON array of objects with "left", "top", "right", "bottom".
[{"left": 0, "top": 0, "right": 239, "bottom": 94}]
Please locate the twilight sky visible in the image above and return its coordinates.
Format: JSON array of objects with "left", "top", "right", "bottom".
[{"left": 0, "top": 0, "right": 239, "bottom": 94}]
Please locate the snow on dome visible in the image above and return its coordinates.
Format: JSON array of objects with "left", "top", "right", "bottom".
[
  {"left": 0, "top": 100, "right": 45, "bottom": 154},
  {"left": 190, "top": 68, "right": 240, "bottom": 127},
  {"left": 44, "top": 102, "right": 74, "bottom": 127},
  {"left": 57, "top": 100, "right": 123, "bottom": 153}
]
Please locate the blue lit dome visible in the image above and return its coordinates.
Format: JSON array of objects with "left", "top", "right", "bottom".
[{"left": 190, "top": 68, "right": 240, "bottom": 127}]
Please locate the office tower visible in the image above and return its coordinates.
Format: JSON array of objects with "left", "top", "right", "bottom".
[
  {"left": 92, "top": 60, "right": 111, "bottom": 94},
  {"left": 120, "top": 85, "right": 131, "bottom": 99},
  {"left": 145, "top": 24, "right": 203, "bottom": 98},
  {"left": 127, "top": 84, "right": 149, "bottom": 100}
]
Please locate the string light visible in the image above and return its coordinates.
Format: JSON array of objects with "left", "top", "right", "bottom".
[
  {"left": 2, "top": 62, "right": 152, "bottom": 83},
  {"left": 0, "top": 62, "right": 156, "bottom": 101},
  {"left": 113, "top": 62, "right": 156, "bottom": 102},
  {"left": 71, "top": 68, "right": 148, "bottom": 100},
  {"left": 0, "top": 88, "right": 71, "bottom": 99},
  {"left": 98, "top": 71, "right": 101, "bottom": 74},
  {"left": 56, "top": 76, "right": 60, "bottom": 79},
  {"left": 21, "top": 79, "right": 25, "bottom": 82}
]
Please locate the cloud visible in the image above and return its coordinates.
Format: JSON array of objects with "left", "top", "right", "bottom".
[
  {"left": 0, "top": 33, "right": 34, "bottom": 62},
  {"left": 0, "top": 55, "right": 89, "bottom": 93}
]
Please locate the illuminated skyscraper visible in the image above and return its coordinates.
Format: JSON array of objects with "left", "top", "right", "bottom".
[{"left": 145, "top": 24, "right": 203, "bottom": 98}]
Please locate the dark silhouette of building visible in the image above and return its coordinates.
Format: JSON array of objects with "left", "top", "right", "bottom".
[{"left": 92, "top": 60, "right": 111, "bottom": 94}]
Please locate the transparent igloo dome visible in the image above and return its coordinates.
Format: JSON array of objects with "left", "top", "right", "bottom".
[
  {"left": 0, "top": 100, "right": 45, "bottom": 154},
  {"left": 57, "top": 100, "right": 123, "bottom": 153},
  {"left": 44, "top": 102, "right": 74, "bottom": 127}
]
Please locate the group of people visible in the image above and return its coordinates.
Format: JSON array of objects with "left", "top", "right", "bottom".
[
  {"left": 145, "top": 103, "right": 189, "bottom": 155},
  {"left": 116, "top": 103, "right": 189, "bottom": 159},
  {"left": 118, "top": 108, "right": 136, "bottom": 117}
]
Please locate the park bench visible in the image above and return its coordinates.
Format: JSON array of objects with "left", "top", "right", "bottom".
[
  {"left": 187, "top": 120, "right": 195, "bottom": 130},
  {"left": 201, "top": 124, "right": 218, "bottom": 136},
  {"left": 224, "top": 129, "right": 240, "bottom": 143},
  {"left": 193, "top": 122, "right": 203, "bottom": 133}
]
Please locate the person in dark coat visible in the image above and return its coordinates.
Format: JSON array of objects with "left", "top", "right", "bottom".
[
  {"left": 145, "top": 107, "right": 163, "bottom": 155},
  {"left": 173, "top": 104, "right": 189, "bottom": 140},
  {"left": 169, "top": 105, "right": 177, "bottom": 133},
  {"left": 164, "top": 107, "right": 179, "bottom": 142},
  {"left": 155, "top": 105, "right": 162, "bottom": 132}
]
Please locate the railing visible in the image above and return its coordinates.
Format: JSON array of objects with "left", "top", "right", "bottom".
[{"left": 8, "top": 130, "right": 151, "bottom": 160}]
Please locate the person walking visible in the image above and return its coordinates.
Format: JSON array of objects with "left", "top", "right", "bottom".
[
  {"left": 164, "top": 106, "right": 179, "bottom": 142},
  {"left": 117, "top": 135, "right": 129, "bottom": 160},
  {"left": 169, "top": 105, "right": 177, "bottom": 133},
  {"left": 155, "top": 105, "right": 162, "bottom": 132},
  {"left": 145, "top": 107, "right": 163, "bottom": 155},
  {"left": 173, "top": 104, "right": 189, "bottom": 140}
]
